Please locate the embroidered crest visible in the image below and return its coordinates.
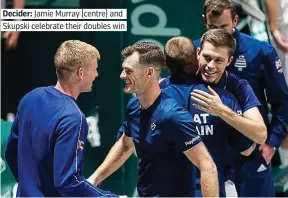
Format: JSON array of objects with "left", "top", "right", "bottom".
[{"left": 234, "top": 55, "right": 247, "bottom": 71}]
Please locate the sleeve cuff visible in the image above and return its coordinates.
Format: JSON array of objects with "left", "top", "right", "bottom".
[
  {"left": 266, "top": 133, "right": 282, "bottom": 150},
  {"left": 182, "top": 136, "right": 202, "bottom": 152}
]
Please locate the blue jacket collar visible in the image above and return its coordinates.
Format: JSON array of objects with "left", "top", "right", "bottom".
[
  {"left": 233, "top": 28, "right": 247, "bottom": 55},
  {"left": 215, "top": 71, "right": 228, "bottom": 89},
  {"left": 170, "top": 73, "right": 198, "bottom": 85}
]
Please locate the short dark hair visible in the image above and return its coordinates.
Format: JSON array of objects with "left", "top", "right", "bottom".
[
  {"left": 121, "top": 42, "right": 165, "bottom": 75},
  {"left": 200, "top": 29, "right": 236, "bottom": 57},
  {"left": 204, "top": 0, "right": 237, "bottom": 20},
  {"left": 164, "top": 36, "right": 197, "bottom": 75}
]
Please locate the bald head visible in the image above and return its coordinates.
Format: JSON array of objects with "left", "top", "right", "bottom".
[{"left": 164, "top": 36, "right": 198, "bottom": 75}]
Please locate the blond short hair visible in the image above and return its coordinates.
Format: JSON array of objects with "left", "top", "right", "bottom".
[
  {"left": 54, "top": 40, "right": 100, "bottom": 80},
  {"left": 164, "top": 36, "right": 197, "bottom": 74}
]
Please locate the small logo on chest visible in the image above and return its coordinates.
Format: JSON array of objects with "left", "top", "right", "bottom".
[
  {"left": 275, "top": 58, "right": 283, "bottom": 73},
  {"left": 77, "top": 140, "right": 84, "bottom": 150},
  {"left": 235, "top": 55, "right": 247, "bottom": 71},
  {"left": 151, "top": 123, "right": 156, "bottom": 131}
]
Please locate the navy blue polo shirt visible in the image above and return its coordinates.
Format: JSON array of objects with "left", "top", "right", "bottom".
[
  {"left": 124, "top": 92, "right": 202, "bottom": 197},
  {"left": 194, "top": 28, "right": 288, "bottom": 148}
]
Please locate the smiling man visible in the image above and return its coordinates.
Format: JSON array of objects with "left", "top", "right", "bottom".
[
  {"left": 88, "top": 41, "right": 219, "bottom": 197},
  {"left": 160, "top": 34, "right": 255, "bottom": 197},
  {"left": 193, "top": 0, "right": 288, "bottom": 196},
  {"left": 4, "top": 40, "right": 122, "bottom": 197}
]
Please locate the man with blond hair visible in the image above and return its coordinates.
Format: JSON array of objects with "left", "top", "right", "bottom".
[{"left": 5, "top": 40, "right": 121, "bottom": 197}]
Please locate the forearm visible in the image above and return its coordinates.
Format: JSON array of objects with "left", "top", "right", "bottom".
[
  {"left": 13, "top": 0, "right": 25, "bottom": 9},
  {"left": 89, "top": 140, "right": 134, "bottom": 185},
  {"left": 200, "top": 162, "right": 219, "bottom": 197},
  {"left": 219, "top": 106, "right": 267, "bottom": 144},
  {"left": 184, "top": 142, "right": 219, "bottom": 197},
  {"left": 264, "top": 0, "right": 279, "bottom": 32}
]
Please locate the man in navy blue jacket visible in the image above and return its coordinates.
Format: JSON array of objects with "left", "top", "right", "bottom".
[
  {"left": 194, "top": 0, "right": 288, "bottom": 196},
  {"left": 5, "top": 40, "right": 121, "bottom": 197}
]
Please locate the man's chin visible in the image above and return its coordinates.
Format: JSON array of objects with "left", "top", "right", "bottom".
[
  {"left": 123, "top": 88, "right": 133, "bottom": 94},
  {"left": 83, "top": 88, "right": 92, "bottom": 93},
  {"left": 202, "top": 75, "right": 217, "bottom": 84}
]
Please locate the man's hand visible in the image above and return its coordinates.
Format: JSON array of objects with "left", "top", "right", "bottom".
[
  {"left": 190, "top": 86, "right": 225, "bottom": 116},
  {"left": 271, "top": 29, "right": 288, "bottom": 53},
  {"left": 87, "top": 174, "right": 101, "bottom": 186},
  {"left": 259, "top": 144, "right": 276, "bottom": 165},
  {"left": 3, "top": 31, "right": 20, "bottom": 49}
]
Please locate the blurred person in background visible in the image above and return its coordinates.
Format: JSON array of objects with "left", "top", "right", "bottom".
[
  {"left": 264, "top": 0, "right": 288, "bottom": 169},
  {"left": 1, "top": 0, "right": 24, "bottom": 49},
  {"left": 1, "top": 0, "right": 25, "bottom": 122}
]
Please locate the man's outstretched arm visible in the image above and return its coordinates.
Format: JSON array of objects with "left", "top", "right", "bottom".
[{"left": 88, "top": 133, "right": 135, "bottom": 186}]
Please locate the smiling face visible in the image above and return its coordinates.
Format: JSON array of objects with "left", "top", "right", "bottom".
[
  {"left": 197, "top": 42, "right": 233, "bottom": 84},
  {"left": 79, "top": 58, "right": 99, "bottom": 92},
  {"left": 120, "top": 42, "right": 165, "bottom": 95},
  {"left": 198, "top": 28, "right": 236, "bottom": 84},
  {"left": 120, "top": 52, "right": 149, "bottom": 94}
]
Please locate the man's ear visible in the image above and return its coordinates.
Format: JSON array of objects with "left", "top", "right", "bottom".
[
  {"left": 197, "top": 47, "right": 201, "bottom": 55},
  {"left": 233, "top": 15, "right": 239, "bottom": 27},
  {"left": 196, "top": 47, "right": 202, "bottom": 61},
  {"left": 202, "top": 14, "right": 206, "bottom": 23},
  {"left": 163, "top": 63, "right": 168, "bottom": 69},
  {"left": 148, "top": 66, "right": 154, "bottom": 76},
  {"left": 228, "top": 56, "right": 234, "bottom": 66},
  {"left": 77, "top": 67, "right": 84, "bottom": 79}
]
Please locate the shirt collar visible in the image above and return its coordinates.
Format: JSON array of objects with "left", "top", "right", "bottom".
[
  {"left": 170, "top": 73, "right": 198, "bottom": 85},
  {"left": 233, "top": 28, "right": 247, "bottom": 55}
]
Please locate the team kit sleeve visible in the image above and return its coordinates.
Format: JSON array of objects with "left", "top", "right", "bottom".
[
  {"left": 228, "top": 75, "right": 261, "bottom": 112},
  {"left": 54, "top": 113, "right": 118, "bottom": 197},
  {"left": 116, "top": 121, "right": 127, "bottom": 140},
  {"left": 263, "top": 48, "right": 288, "bottom": 149},
  {"left": 239, "top": 82, "right": 261, "bottom": 112},
  {"left": 226, "top": 98, "right": 254, "bottom": 152},
  {"left": 5, "top": 112, "right": 20, "bottom": 182},
  {"left": 164, "top": 107, "right": 202, "bottom": 152}
]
